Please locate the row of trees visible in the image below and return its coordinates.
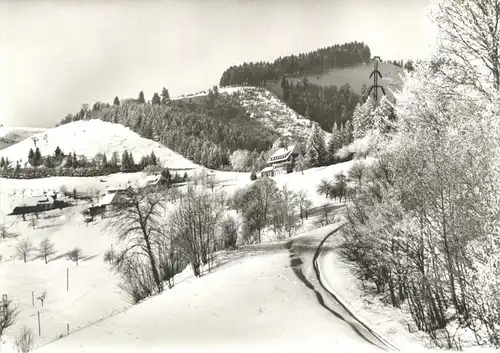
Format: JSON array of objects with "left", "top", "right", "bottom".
[
  {"left": 0, "top": 147, "right": 161, "bottom": 179},
  {"left": 219, "top": 41, "right": 371, "bottom": 86},
  {"left": 339, "top": 0, "right": 500, "bottom": 347}
]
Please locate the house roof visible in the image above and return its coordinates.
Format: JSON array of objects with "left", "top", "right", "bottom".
[
  {"left": 260, "top": 166, "right": 274, "bottom": 173},
  {"left": 16, "top": 196, "right": 53, "bottom": 208},
  {"left": 97, "top": 192, "right": 118, "bottom": 206},
  {"left": 267, "top": 145, "right": 300, "bottom": 164}
]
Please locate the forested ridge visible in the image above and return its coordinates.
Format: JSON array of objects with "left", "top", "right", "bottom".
[
  {"left": 219, "top": 41, "right": 368, "bottom": 132},
  {"left": 219, "top": 41, "right": 371, "bottom": 86},
  {"left": 219, "top": 42, "right": 368, "bottom": 131},
  {"left": 57, "top": 89, "right": 279, "bottom": 170}
]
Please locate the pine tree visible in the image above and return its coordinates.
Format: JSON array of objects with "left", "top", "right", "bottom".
[
  {"left": 102, "top": 153, "right": 108, "bottom": 168},
  {"left": 0, "top": 157, "right": 4, "bottom": 168},
  {"left": 121, "top": 151, "right": 130, "bottom": 172},
  {"left": 307, "top": 145, "right": 319, "bottom": 167},
  {"left": 65, "top": 153, "right": 73, "bottom": 168},
  {"left": 149, "top": 151, "right": 158, "bottom": 165},
  {"left": 110, "top": 152, "right": 119, "bottom": 167},
  {"left": 113, "top": 96, "right": 120, "bottom": 106},
  {"left": 352, "top": 96, "right": 375, "bottom": 139},
  {"left": 152, "top": 93, "right": 161, "bottom": 105},
  {"left": 161, "top": 87, "right": 170, "bottom": 104},
  {"left": 138, "top": 91, "right": 146, "bottom": 104},
  {"left": 309, "top": 125, "right": 327, "bottom": 166},
  {"left": 34, "top": 147, "right": 42, "bottom": 167},
  {"left": 72, "top": 152, "right": 78, "bottom": 168},
  {"left": 327, "top": 122, "right": 342, "bottom": 163},
  {"left": 28, "top": 148, "right": 35, "bottom": 166}
]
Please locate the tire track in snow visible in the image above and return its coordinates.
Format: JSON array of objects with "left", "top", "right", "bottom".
[
  {"left": 285, "top": 225, "right": 398, "bottom": 352},
  {"left": 313, "top": 225, "right": 399, "bottom": 352}
]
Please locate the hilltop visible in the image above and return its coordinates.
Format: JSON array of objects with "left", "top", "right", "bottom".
[{"left": 0, "top": 120, "right": 201, "bottom": 171}]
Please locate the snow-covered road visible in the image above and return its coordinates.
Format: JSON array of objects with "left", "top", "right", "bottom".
[
  {"left": 285, "top": 226, "right": 396, "bottom": 352},
  {"left": 31, "top": 225, "right": 386, "bottom": 353}
]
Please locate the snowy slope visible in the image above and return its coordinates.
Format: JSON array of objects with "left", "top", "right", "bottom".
[
  {"left": 0, "top": 120, "right": 202, "bottom": 170},
  {"left": 30, "top": 232, "right": 381, "bottom": 353},
  {"left": 174, "top": 86, "right": 328, "bottom": 142},
  {"left": 232, "top": 87, "right": 326, "bottom": 141},
  {"left": 0, "top": 127, "right": 48, "bottom": 151}
]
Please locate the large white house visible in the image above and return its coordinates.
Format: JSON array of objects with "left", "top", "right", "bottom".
[{"left": 259, "top": 145, "right": 301, "bottom": 177}]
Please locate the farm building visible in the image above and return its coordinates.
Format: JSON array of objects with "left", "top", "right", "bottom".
[
  {"left": 258, "top": 145, "right": 301, "bottom": 177},
  {"left": 8, "top": 193, "right": 71, "bottom": 218}
]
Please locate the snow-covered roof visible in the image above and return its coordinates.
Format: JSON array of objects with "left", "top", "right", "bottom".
[
  {"left": 15, "top": 195, "right": 53, "bottom": 208},
  {"left": 260, "top": 166, "right": 273, "bottom": 173},
  {"left": 97, "top": 192, "right": 118, "bottom": 206},
  {"left": 267, "top": 145, "right": 300, "bottom": 164}
]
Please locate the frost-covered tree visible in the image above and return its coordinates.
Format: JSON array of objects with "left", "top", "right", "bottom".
[
  {"left": 307, "top": 125, "right": 327, "bottom": 167},
  {"left": 341, "top": 55, "right": 500, "bottom": 346},
  {"left": 229, "top": 149, "right": 250, "bottom": 172},
  {"left": 429, "top": 0, "right": 500, "bottom": 94},
  {"left": 327, "top": 122, "right": 343, "bottom": 163},
  {"left": 352, "top": 96, "right": 375, "bottom": 139}
]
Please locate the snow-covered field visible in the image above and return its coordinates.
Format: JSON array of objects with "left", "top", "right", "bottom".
[{"left": 0, "top": 120, "right": 201, "bottom": 170}]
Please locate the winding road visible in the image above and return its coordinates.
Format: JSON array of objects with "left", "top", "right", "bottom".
[{"left": 284, "top": 226, "right": 398, "bottom": 352}]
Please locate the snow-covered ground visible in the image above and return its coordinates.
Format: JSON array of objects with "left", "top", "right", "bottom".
[
  {"left": 0, "top": 120, "right": 201, "bottom": 170},
  {"left": 316, "top": 230, "right": 500, "bottom": 353},
  {"left": 27, "top": 230, "right": 381, "bottom": 353}
]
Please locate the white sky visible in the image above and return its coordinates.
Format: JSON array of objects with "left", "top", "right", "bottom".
[{"left": 0, "top": 0, "right": 436, "bottom": 128}]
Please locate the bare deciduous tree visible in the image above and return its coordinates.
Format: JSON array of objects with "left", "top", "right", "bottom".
[
  {"left": 37, "top": 291, "right": 47, "bottom": 307},
  {"left": 221, "top": 215, "right": 240, "bottom": 249},
  {"left": 16, "top": 238, "right": 34, "bottom": 263},
  {"left": 297, "top": 190, "right": 312, "bottom": 224},
  {"left": 108, "top": 187, "right": 167, "bottom": 297},
  {"left": 68, "top": 247, "right": 82, "bottom": 266},
  {"left": 14, "top": 325, "right": 34, "bottom": 353},
  {"left": 38, "top": 237, "right": 57, "bottom": 264},
  {"left": 29, "top": 215, "right": 37, "bottom": 230},
  {"left": 169, "top": 185, "right": 223, "bottom": 277},
  {"left": 0, "top": 297, "right": 19, "bottom": 338}
]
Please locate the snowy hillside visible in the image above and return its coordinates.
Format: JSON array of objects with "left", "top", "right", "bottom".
[
  {"left": 0, "top": 120, "right": 202, "bottom": 170},
  {"left": 175, "top": 86, "right": 328, "bottom": 141},
  {"left": 232, "top": 87, "right": 326, "bottom": 141},
  {"left": 0, "top": 127, "right": 48, "bottom": 151}
]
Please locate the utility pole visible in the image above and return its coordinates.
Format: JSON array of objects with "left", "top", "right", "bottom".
[{"left": 368, "top": 56, "right": 386, "bottom": 104}]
